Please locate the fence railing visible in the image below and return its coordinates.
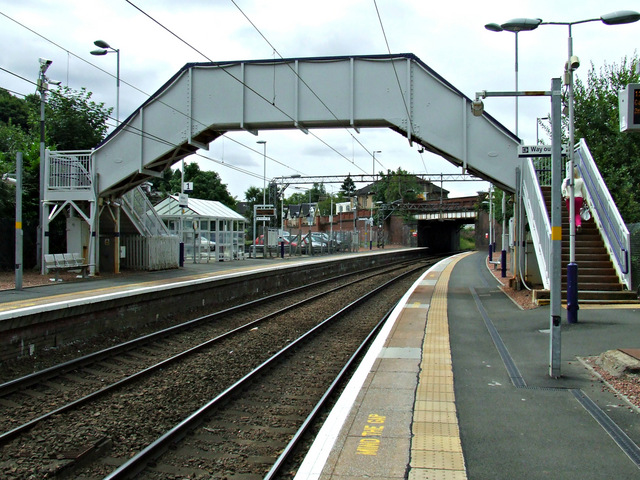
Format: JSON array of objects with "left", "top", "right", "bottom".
[
  {"left": 46, "top": 150, "right": 93, "bottom": 191},
  {"left": 121, "top": 235, "right": 179, "bottom": 270}
]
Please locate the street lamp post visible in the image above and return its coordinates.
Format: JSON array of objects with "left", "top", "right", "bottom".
[
  {"left": 370, "top": 151, "right": 381, "bottom": 250},
  {"left": 485, "top": 18, "right": 541, "bottom": 136},
  {"left": 91, "top": 40, "right": 120, "bottom": 125},
  {"left": 37, "top": 58, "right": 54, "bottom": 273},
  {"left": 485, "top": 20, "right": 538, "bottom": 283},
  {"left": 494, "top": 10, "right": 640, "bottom": 324}
]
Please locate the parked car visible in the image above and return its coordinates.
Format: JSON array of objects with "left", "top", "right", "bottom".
[
  {"left": 255, "top": 234, "right": 298, "bottom": 248},
  {"left": 301, "top": 233, "right": 327, "bottom": 254},
  {"left": 316, "top": 232, "right": 343, "bottom": 251},
  {"left": 199, "top": 235, "right": 216, "bottom": 251}
]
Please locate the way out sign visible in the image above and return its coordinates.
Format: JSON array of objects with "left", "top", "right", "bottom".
[{"left": 518, "top": 145, "right": 566, "bottom": 157}]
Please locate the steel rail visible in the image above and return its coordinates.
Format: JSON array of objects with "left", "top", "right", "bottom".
[
  {"left": 0, "top": 257, "right": 417, "bottom": 398},
  {"left": 103, "top": 261, "right": 431, "bottom": 479},
  {"left": 0, "top": 259, "right": 430, "bottom": 446}
]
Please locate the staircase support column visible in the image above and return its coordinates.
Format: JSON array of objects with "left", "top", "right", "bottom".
[{"left": 567, "top": 262, "right": 578, "bottom": 323}]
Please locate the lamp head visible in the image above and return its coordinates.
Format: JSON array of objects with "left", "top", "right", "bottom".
[
  {"left": 484, "top": 23, "right": 503, "bottom": 32},
  {"left": 94, "top": 39, "right": 111, "bottom": 49},
  {"left": 569, "top": 55, "right": 580, "bottom": 70},
  {"left": 501, "top": 18, "right": 542, "bottom": 32},
  {"left": 471, "top": 99, "right": 484, "bottom": 117},
  {"left": 90, "top": 49, "right": 108, "bottom": 56},
  {"left": 600, "top": 10, "right": 640, "bottom": 25}
]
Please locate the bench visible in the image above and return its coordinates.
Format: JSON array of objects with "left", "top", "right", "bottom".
[{"left": 44, "top": 253, "right": 92, "bottom": 282}]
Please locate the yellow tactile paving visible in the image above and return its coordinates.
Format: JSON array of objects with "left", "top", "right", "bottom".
[
  {"left": 411, "top": 434, "right": 462, "bottom": 452},
  {"left": 409, "top": 253, "right": 470, "bottom": 480},
  {"left": 408, "top": 468, "right": 467, "bottom": 480},
  {"left": 411, "top": 450, "right": 466, "bottom": 470}
]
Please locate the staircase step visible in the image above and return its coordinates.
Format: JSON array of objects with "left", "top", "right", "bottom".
[
  {"left": 533, "top": 289, "right": 640, "bottom": 304},
  {"left": 537, "top": 186, "right": 630, "bottom": 306},
  {"left": 561, "top": 241, "right": 604, "bottom": 249},
  {"left": 561, "top": 258, "right": 611, "bottom": 265},
  {"left": 561, "top": 276, "right": 621, "bottom": 285},
  {"left": 560, "top": 258, "right": 615, "bottom": 275}
]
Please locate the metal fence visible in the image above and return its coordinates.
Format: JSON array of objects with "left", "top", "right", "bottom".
[{"left": 47, "top": 150, "right": 93, "bottom": 191}]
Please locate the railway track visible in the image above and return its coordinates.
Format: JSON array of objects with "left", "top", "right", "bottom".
[
  {"left": 0, "top": 256, "right": 443, "bottom": 479},
  {"left": 0, "top": 259, "right": 417, "bottom": 433}
]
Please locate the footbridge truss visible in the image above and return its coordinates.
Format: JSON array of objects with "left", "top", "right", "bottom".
[{"left": 93, "top": 53, "right": 520, "bottom": 198}]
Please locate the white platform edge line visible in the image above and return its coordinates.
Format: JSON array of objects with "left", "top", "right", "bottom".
[{"left": 293, "top": 254, "right": 461, "bottom": 480}]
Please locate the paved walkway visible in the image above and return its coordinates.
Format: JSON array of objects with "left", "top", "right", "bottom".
[{"left": 296, "top": 251, "right": 640, "bottom": 479}]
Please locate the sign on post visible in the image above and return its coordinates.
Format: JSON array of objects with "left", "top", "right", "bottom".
[{"left": 518, "top": 145, "right": 567, "bottom": 157}]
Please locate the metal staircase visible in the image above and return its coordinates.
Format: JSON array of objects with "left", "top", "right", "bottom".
[
  {"left": 533, "top": 186, "right": 638, "bottom": 304},
  {"left": 121, "top": 186, "right": 170, "bottom": 237}
]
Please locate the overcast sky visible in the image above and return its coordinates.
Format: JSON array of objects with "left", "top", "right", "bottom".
[{"left": 1, "top": 0, "right": 639, "bottom": 200}]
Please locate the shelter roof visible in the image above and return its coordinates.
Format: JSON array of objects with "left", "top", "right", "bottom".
[{"left": 154, "top": 195, "right": 247, "bottom": 221}]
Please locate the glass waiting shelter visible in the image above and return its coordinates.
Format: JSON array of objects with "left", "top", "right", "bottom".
[{"left": 154, "top": 195, "right": 247, "bottom": 262}]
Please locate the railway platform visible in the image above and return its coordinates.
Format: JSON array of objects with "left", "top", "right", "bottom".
[
  {"left": 1, "top": 249, "right": 639, "bottom": 479},
  {"left": 296, "top": 251, "right": 640, "bottom": 480}
]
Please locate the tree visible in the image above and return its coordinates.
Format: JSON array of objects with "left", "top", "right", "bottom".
[
  {"left": 0, "top": 89, "right": 30, "bottom": 130},
  {"left": 244, "top": 185, "right": 263, "bottom": 238},
  {"left": 32, "top": 86, "right": 112, "bottom": 150},
  {"left": 382, "top": 168, "right": 419, "bottom": 203},
  {"left": 149, "top": 162, "right": 236, "bottom": 207},
  {"left": 182, "top": 163, "right": 236, "bottom": 207},
  {"left": 373, "top": 168, "right": 419, "bottom": 204},
  {"left": 311, "top": 182, "right": 327, "bottom": 203},
  {"left": 573, "top": 55, "right": 640, "bottom": 223},
  {"left": 339, "top": 175, "right": 356, "bottom": 198},
  {"left": 0, "top": 88, "right": 112, "bottom": 222}
]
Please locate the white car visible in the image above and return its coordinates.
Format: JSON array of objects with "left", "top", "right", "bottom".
[{"left": 200, "top": 235, "right": 216, "bottom": 251}]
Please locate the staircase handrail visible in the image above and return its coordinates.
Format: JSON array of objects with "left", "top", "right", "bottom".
[
  {"left": 522, "top": 158, "right": 551, "bottom": 289},
  {"left": 575, "top": 139, "right": 631, "bottom": 289},
  {"left": 121, "top": 187, "right": 170, "bottom": 237}
]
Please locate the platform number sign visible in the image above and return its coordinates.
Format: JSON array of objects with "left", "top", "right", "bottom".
[{"left": 619, "top": 83, "right": 640, "bottom": 132}]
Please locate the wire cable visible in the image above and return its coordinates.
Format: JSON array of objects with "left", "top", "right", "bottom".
[
  {"left": 229, "top": 0, "right": 376, "bottom": 170},
  {"left": 0, "top": 9, "right": 303, "bottom": 179},
  {"left": 372, "top": 0, "right": 416, "bottom": 172},
  {"left": 126, "top": 0, "right": 367, "bottom": 174}
]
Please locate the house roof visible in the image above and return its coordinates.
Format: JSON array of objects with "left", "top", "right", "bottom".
[
  {"left": 287, "top": 203, "right": 317, "bottom": 218},
  {"left": 354, "top": 177, "right": 449, "bottom": 196},
  {"left": 154, "top": 195, "right": 247, "bottom": 221}
]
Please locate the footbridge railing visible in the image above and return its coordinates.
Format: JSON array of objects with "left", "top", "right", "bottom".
[
  {"left": 522, "top": 158, "right": 551, "bottom": 289},
  {"left": 576, "top": 139, "right": 631, "bottom": 289},
  {"left": 522, "top": 139, "right": 631, "bottom": 290}
]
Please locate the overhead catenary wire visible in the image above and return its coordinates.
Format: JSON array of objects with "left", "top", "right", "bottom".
[
  {"left": 126, "top": 0, "right": 368, "bottom": 175},
  {"left": 0, "top": 80, "right": 267, "bottom": 184},
  {"left": 229, "top": 0, "right": 379, "bottom": 171},
  {"left": 0, "top": 9, "right": 304, "bottom": 181},
  {"left": 372, "top": 0, "right": 419, "bottom": 173}
]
